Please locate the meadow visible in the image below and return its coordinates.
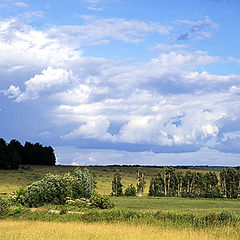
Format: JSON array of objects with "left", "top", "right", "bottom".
[
  {"left": 0, "top": 165, "right": 240, "bottom": 240},
  {"left": 0, "top": 165, "right": 221, "bottom": 195}
]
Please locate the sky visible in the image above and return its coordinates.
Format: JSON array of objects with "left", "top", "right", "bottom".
[{"left": 0, "top": 0, "right": 240, "bottom": 166}]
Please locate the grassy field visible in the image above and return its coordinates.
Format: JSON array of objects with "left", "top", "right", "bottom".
[
  {"left": 0, "top": 220, "right": 239, "bottom": 240},
  {"left": 0, "top": 165, "right": 221, "bottom": 195},
  {"left": 112, "top": 196, "right": 240, "bottom": 215},
  {"left": 0, "top": 165, "right": 239, "bottom": 214},
  {"left": 0, "top": 165, "right": 156, "bottom": 195},
  {"left": 1, "top": 165, "right": 240, "bottom": 240}
]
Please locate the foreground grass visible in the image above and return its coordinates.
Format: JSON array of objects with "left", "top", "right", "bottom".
[{"left": 0, "top": 220, "right": 239, "bottom": 240}]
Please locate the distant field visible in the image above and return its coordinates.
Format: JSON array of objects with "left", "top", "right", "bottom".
[
  {"left": 0, "top": 220, "right": 239, "bottom": 240},
  {"left": 1, "top": 165, "right": 239, "bottom": 215},
  {"left": 0, "top": 165, "right": 221, "bottom": 195}
]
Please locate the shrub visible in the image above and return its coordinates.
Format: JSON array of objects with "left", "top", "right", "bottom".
[
  {"left": 23, "top": 174, "right": 72, "bottom": 207},
  {"left": 125, "top": 184, "right": 136, "bottom": 196},
  {"left": 66, "top": 194, "right": 114, "bottom": 209},
  {"left": 66, "top": 197, "right": 91, "bottom": 208},
  {"left": 19, "top": 168, "right": 96, "bottom": 207},
  {"left": 90, "top": 194, "right": 114, "bottom": 209},
  {"left": 204, "top": 187, "right": 223, "bottom": 198},
  {"left": 71, "top": 168, "right": 95, "bottom": 198},
  {"left": 12, "top": 186, "right": 27, "bottom": 205},
  {"left": 0, "top": 196, "right": 10, "bottom": 215}
]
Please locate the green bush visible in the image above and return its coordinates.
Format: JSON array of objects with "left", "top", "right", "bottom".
[
  {"left": 0, "top": 197, "right": 10, "bottom": 215},
  {"left": 66, "top": 197, "right": 91, "bottom": 208},
  {"left": 19, "top": 168, "right": 96, "bottom": 207},
  {"left": 90, "top": 194, "right": 114, "bottom": 209},
  {"left": 71, "top": 168, "right": 95, "bottom": 198},
  {"left": 23, "top": 174, "right": 71, "bottom": 207},
  {"left": 204, "top": 187, "right": 223, "bottom": 198},
  {"left": 12, "top": 186, "right": 27, "bottom": 205},
  {"left": 124, "top": 184, "right": 136, "bottom": 196},
  {"left": 66, "top": 194, "right": 114, "bottom": 209}
]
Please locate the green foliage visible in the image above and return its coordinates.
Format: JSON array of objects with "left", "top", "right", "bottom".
[
  {"left": 220, "top": 167, "right": 240, "bottom": 199},
  {"left": 0, "top": 138, "right": 56, "bottom": 169},
  {"left": 90, "top": 194, "right": 114, "bottom": 209},
  {"left": 72, "top": 168, "right": 95, "bottom": 198},
  {"left": 0, "top": 138, "right": 21, "bottom": 170},
  {"left": 22, "top": 141, "right": 56, "bottom": 165},
  {"left": 204, "top": 187, "right": 223, "bottom": 198},
  {"left": 23, "top": 174, "right": 71, "bottom": 207},
  {"left": 149, "top": 167, "right": 225, "bottom": 198},
  {"left": 2, "top": 207, "right": 238, "bottom": 229},
  {"left": 66, "top": 197, "right": 91, "bottom": 208},
  {"left": 0, "top": 196, "right": 10, "bottom": 215},
  {"left": 112, "top": 170, "right": 123, "bottom": 196},
  {"left": 136, "top": 169, "right": 146, "bottom": 196},
  {"left": 66, "top": 194, "right": 114, "bottom": 209},
  {"left": 16, "top": 168, "right": 96, "bottom": 207},
  {"left": 12, "top": 186, "right": 27, "bottom": 205},
  {"left": 124, "top": 184, "right": 136, "bottom": 196}
]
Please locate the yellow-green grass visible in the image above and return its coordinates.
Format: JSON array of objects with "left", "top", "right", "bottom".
[
  {"left": 0, "top": 165, "right": 220, "bottom": 195},
  {"left": 0, "top": 220, "right": 239, "bottom": 240},
  {"left": 1, "top": 165, "right": 238, "bottom": 215},
  {"left": 112, "top": 196, "right": 240, "bottom": 215}
]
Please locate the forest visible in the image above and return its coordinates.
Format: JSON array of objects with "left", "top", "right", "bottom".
[{"left": 0, "top": 138, "right": 56, "bottom": 169}]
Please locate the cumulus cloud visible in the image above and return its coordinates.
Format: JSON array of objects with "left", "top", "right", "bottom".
[
  {"left": 15, "top": 67, "right": 76, "bottom": 102},
  {"left": 62, "top": 117, "right": 116, "bottom": 141},
  {"left": 0, "top": 18, "right": 82, "bottom": 74},
  {"left": 1, "top": 85, "right": 21, "bottom": 98},
  {"left": 1, "top": 17, "right": 240, "bottom": 156}
]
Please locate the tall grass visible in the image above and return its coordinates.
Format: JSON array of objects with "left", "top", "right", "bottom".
[
  {"left": 0, "top": 220, "right": 239, "bottom": 240},
  {"left": 4, "top": 208, "right": 239, "bottom": 229}
]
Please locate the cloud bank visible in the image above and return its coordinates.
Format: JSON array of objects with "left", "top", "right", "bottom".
[{"left": 0, "top": 13, "right": 240, "bottom": 164}]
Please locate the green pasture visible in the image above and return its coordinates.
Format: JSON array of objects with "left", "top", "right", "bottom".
[
  {"left": 111, "top": 197, "right": 240, "bottom": 215},
  {"left": 0, "top": 165, "right": 239, "bottom": 215},
  {"left": 0, "top": 165, "right": 220, "bottom": 195}
]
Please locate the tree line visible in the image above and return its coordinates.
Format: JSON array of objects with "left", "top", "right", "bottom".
[
  {"left": 149, "top": 167, "right": 240, "bottom": 199},
  {"left": 111, "top": 169, "right": 146, "bottom": 196},
  {"left": 111, "top": 167, "right": 240, "bottom": 199},
  {"left": 0, "top": 138, "right": 56, "bottom": 170}
]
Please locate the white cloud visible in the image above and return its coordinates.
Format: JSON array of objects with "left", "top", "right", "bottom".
[
  {"left": 150, "top": 44, "right": 190, "bottom": 52},
  {"left": 15, "top": 67, "right": 76, "bottom": 102},
  {"left": 83, "top": 0, "right": 120, "bottom": 11},
  {"left": 62, "top": 117, "right": 116, "bottom": 141},
  {"left": 2, "top": 85, "right": 21, "bottom": 98},
  {"left": 13, "top": 1, "right": 29, "bottom": 7},
  {"left": 1, "top": 17, "right": 240, "bottom": 154},
  {"left": 0, "top": 18, "right": 82, "bottom": 73},
  {"left": 48, "top": 17, "right": 170, "bottom": 44}
]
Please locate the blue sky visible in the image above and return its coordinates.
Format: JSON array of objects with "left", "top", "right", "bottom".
[{"left": 0, "top": 0, "right": 240, "bottom": 166}]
